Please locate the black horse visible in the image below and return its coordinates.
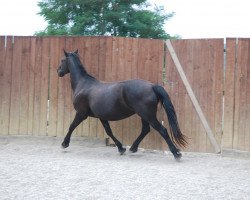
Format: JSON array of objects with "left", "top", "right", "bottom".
[{"left": 57, "top": 50, "right": 187, "bottom": 160}]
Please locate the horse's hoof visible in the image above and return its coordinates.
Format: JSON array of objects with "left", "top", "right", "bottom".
[
  {"left": 174, "top": 151, "right": 182, "bottom": 161},
  {"left": 129, "top": 146, "right": 138, "bottom": 153},
  {"left": 61, "top": 142, "right": 69, "bottom": 149},
  {"left": 119, "top": 147, "right": 126, "bottom": 155}
]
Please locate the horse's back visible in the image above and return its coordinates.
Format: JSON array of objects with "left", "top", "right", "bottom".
[{"left": 122, "top": 79, "right": 157, "bottom": 100}]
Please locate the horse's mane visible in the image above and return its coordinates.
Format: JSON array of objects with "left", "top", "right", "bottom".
[{"left": 69, "top": 53, "right": 96, "bottom": 80}]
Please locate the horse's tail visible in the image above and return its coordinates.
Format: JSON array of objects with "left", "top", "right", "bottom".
[{"left": 153, "top": 85, "right": 188, "bottom": 148}]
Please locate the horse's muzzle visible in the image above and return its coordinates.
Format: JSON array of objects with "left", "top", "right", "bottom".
[
  {"left": 58, "top": 71, "right": 65, "bottom": 77},
  {"left": 57, "top": 68, "right": 65, "bottom": 77}
]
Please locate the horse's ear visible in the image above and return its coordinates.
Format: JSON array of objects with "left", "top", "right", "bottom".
[
  {"left": 63, "top": 49, "right": 69, "bottom": 57},
  {"left": 74, "top": 49, "right": 79, "bottom": 54}
]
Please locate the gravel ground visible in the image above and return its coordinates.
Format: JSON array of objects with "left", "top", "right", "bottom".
[{"left": 0, "top": 136, "right": 249, "bottom": 200}]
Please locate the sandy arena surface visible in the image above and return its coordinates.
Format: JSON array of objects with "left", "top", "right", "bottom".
[{"left": 0, "top": 136, "right": 249, "bottom": 200}]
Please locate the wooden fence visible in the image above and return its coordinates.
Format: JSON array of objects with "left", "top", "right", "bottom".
[
  {"left": 0, "top": 36, "right": 164, "bottom": 151},
  {"left": 0, "top": 36, "right": 249, "bottom": 152},
  {"left": 164, "top": 39, "right": 224, "bottom": 152}
]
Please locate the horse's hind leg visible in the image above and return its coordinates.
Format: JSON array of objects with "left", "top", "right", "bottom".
[
  {"left": 130, "top": 119, "right": 150, "bottom": 153},
  {"left": 100, "top": 120, "right": 126, "bottom": 155},
  {"left": 62, "top": 112, "right": 87, "bottom": 148},
  {"left": 149, "top": 117, "right": 182, "bottom": 160}
]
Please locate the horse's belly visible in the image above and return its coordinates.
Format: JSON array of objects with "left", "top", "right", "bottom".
[
  {"left": 105, "top": 111, "right": 135, "bottom": 121},
  {"left": 90, "top": 107, "right": 135, "bottom": 121}
]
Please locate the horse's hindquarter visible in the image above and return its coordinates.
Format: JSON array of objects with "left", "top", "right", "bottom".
[{"left": 123, "top": 80, "right": 159, "bottom": 116}]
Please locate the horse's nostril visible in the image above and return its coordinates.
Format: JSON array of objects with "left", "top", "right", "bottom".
[{"left": 58, "top": 71, "right": 64, "bottom": 77}]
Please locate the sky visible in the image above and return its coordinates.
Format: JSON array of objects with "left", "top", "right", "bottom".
[{"left": 0, "top": 0, "right": 250, "bottom": 39}]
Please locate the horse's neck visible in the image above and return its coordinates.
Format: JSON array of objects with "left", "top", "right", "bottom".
[
  {"left": 68, "top": 61, "right": 97, "bottom": 92},
  {"left": 70, "top": 73, "right": 80, "bottom": 91},
  {"left": 67, "top": 58, "right": 84, "bottom": 91}
]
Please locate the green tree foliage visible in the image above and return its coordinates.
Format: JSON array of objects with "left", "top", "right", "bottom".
[{"left": 36, "top": 0, "right": 174, "bottom": 39}]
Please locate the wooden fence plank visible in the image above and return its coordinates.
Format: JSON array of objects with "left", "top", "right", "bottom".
[
  {"left": 183, "top": 40, "right": 195, "bottom": 152},
  {"left": 213, "top": 39, "right": 224, "bottom": 150},
  {"left": 232, "top": 41, "right": 241, "bottom": 151},
  {"left": 27, "top": 37, "right": 36, "bottom": 135},
  {"left": 235, "top": 39, "right": 249, "bottom": 150},
  {"left": 90, "top": 37, "right": 100, "bottom": 78},
  {"left": 32, "top": 37, "right": 43, "bottom": 135},
  {"left": 223, "top": 38, "right": 237, "bottom": 149},
  {"left": 19, "top": 37, "right": 30, "bottom": 135},
  {"left": 245, "top": 39, "right": 250, "bottom": 151},
  {"left": 39, "top": 37, "right": 50, "bottom": 135},
  {"left": 200, "top": 39, "right": 210, "bottom": 152},
  {"left": 98, "top": 37, "right": 107, "bottom": 82},
  {"left": 1, "top": 37, "right": 13, "bottom": 135},
  {"left": 56, "top": 37, "right": 66, "bottom": 136},
  {"left": 48, "top": 37, "right": 60, "bottom": 136},
  {"left": 9, "top": 37, "right": 22, "bottom": 135},
  {"left": 0, "top": 37, "right": 6, "bottom": 134},
  {"left": 104, "top": 37, "right": 113, "bottom": 82}
]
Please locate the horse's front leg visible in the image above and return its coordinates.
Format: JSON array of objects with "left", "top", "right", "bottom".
[
  {"left": 100, "top": 120, "right": 126, "bottom": 155},
  {"left": 62, "top": 112, "right": 87, "bottom": 148}
]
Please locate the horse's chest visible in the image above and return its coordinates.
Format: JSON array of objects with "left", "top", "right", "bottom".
[{"left": 72, "top": 94, "right": 88, "bottom": 112}]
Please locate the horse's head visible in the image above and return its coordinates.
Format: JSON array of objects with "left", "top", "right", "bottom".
[{"left": 57, "top": 49, "right": 78, "bottom": 77}]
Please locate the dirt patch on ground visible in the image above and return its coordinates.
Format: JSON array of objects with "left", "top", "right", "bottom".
[{"left": 0, "top": 136, "right": 249, "bottom": 200}]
